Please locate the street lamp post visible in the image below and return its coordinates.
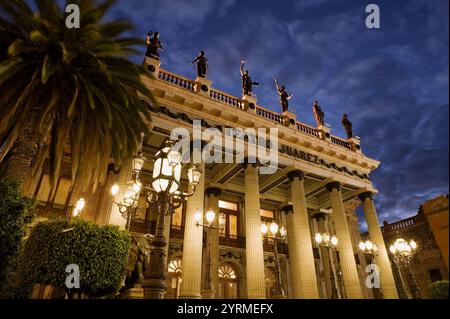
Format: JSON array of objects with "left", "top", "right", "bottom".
[
  {"left": 314, "top": 231, "right": 342, "bottom": 298},
  {"left": 261, "top": 222, "right": 287, "bottom": 299},
  {"left": 359, "top": 239, "right": 383, "bottom": 298},
  {"left": 389, "top": 238, "right": 421, "bottom": 299},
  {"left": 359, "top": 239, "right": 379, "bottom": 264},
  {"left": 110, "top": 140, "right": 202, "bottom": 299},
  {"left": 194, "top": 209, "right": 225, "bottom": 298}
]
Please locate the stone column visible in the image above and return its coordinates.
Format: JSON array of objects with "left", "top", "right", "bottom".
[
  {"left": 325, "top": 182, "right": 363, "bottom": 299},
  {"left": 179, "top": 161, "right": 205, "bottom": 299},
  {"left": 203, "top": 187, "right": 222, "bottom": 298},
  {"left": 358, "top": 192, "right": 399, "bottom": 299},
  {"left": 312, "top": 212, "right": 334, "bottom": 299},
  {"left": 244, "top": 164, "right": 266, "bottom": 299},
  {"left": 285, "top": 170, "right": 319, "bottom": 298}
]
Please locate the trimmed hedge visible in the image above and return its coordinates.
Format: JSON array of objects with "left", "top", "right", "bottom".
[
  {"left": 0, "top": 179, "right": 35, "bottom": 298},
  {"left": 18, "top": 218, "right": 131, "bottom": 298},
  {"left": 430, "top": 280, "right": 449, "bottom": 299}
]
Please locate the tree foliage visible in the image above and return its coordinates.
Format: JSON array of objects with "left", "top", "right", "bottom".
[
  {"left": 0, "top": 0, "right": 154, "bottom": 190},
  {"left": 17, "top": 218, "right": 131, "bottom": 298}
]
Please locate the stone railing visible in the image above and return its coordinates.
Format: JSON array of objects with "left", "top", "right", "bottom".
[
  {"left": 209, "top": 89, "right": 245, "bottom": 109},
  {"left": 297, "top": 122, "right": 321, "bottom": 138},
  {"left": 155, "top": 67, "right": 359, "bottom": 152},
  {"left": 331, "top": 136, "right": 352, "bottom": 150},
  {"left": 382, "top": 212, "right": 426, "bottom": 234},
  {"left": 255, "top": 106, "right": 284, "bottom": 124},
  {"left": 158, "top": 70, "right": 195, "bottom": 91}
]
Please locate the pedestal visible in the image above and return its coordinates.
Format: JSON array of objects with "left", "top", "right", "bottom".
[
  {"left": 318, "top": 124, "right": 332, "bottom": 141},
  {"left": 349, "top": 137, "right": 362, "bottom": 153},
  {"left": 143, "top": 56, "right": 161, "bottom": 76},
  {"left": 195, "top": 76, "right": 213, "bottom": 97},
  {"left": 282, "top": 111, "right": 297, "bottom": 128},
  {"left": 242, "top": 94, "right": 258, "bottom": 113}
]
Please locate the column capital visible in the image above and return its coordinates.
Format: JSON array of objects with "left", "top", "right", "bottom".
[
  {"left": 325, "top": 181, "right": 342, "bottom": 193},
  {"left": 205, "top": 186, "right": 222, "bottom": 198},
  {"left": 242, "top": 157, "right": 259, "bottom": 169},
  {"left": 280, "top": 204, "right": 293, "bottom": 215},
  {"left": 287, "top": 170, "right": 305, "bottom": 181},
  {"left": 357, "top": 191, "right": 374, "bottom": 202},
  {"left": 312, "top": 211, "right": 328, "bottom": 221}
]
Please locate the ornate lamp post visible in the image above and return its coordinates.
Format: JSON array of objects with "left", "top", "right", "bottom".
[
  {"left": 314, "top": 231, "right": 343, "bottom": 298},
  {"left": 109, "top": 140, "right": 202, "bottom": 299},
  {"left": 359, "top": 239, "right": 379, "bottom": 263},
  {"left": 261, "top": 221, "right": 287, "bottom": 299},
  {"left": 194, "top": 209, "right": 225, "bottom": 298},
  {"left": 389, "top": 238, "right": 421, "bottom": 299},
  {"left": 110, "top": 151, "right": 147, "bottom": 230}
]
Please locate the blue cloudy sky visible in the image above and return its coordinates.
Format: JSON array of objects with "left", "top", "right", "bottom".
[{"left": 101, "top": 0, "right": 449, "bottom": 227}]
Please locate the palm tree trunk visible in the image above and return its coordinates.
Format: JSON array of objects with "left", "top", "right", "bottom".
[{"left": 0, "top": 110, "right": 42, "bottom": 188}]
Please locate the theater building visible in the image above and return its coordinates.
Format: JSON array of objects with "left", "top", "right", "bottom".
[{"left": 26, "top": 56, "right": 399, "bottom": 299}]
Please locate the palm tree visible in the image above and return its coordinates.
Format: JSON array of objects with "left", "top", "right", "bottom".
[{"left": 0, "top": 0, "right": 154, "bottom": 192}]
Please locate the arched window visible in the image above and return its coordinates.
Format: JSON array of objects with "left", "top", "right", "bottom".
[
  {"left": 219, "top": 263, "right": 237, "bottom": 279},
  {"left": 168, "top": 258, "right": 182, "bottom": 274}
]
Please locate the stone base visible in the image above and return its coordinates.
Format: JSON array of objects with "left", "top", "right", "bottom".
[
  {"left": 201, "top": 289, "right": 215, "bottom": 299},
  {"left": 121, "top": 284, "right": 144, "bottom": 299},
  {"left": 349, "top": 137, "right": 362, "bottom": 153},
  {"left": 271, "top": 293, "right": 287, "bottom": 299},
  {"left": 142, "top": 278, "right": 166, "bottom": 299}
]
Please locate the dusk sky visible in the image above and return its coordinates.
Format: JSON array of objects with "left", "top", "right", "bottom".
[{"left": 45, "top": 0, "right": 448, "bottom": 229}]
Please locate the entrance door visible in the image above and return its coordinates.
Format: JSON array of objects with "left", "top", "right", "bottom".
[{"left": 218, "top": 263, "right": 239, "bottom": 299}]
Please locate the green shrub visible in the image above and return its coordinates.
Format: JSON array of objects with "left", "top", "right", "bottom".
[
  {"left": 430, "top": 280, "right": 449, "bottom": 299},
  {"left": 18, "top": 218, "right": 131, "bottom": 298},
  {"left": 0, "top": 179, "right": 35, "bottom": 298}
]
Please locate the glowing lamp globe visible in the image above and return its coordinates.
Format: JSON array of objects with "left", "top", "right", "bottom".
[
  {"left": 269, "top": 222, "right": 279, "bottom": 236},
  {"left": 152, "top": 145, "right": 181, "bottom": 194},
  {"left": 261, "top": 223, "right": 268, "bottom": 235},
  {"left": 206, "top": 210, "right": 216, "bottom": 224}
]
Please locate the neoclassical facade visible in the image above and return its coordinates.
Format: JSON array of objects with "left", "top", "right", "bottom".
[{"left": 26, "top": 56, "right": 399, "bottom": 299}]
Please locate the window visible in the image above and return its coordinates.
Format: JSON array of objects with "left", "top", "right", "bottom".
[
  {"left": 35, "top": 174, "right": 72, "bottom": 207},
  {"left": 168, "top": 258, "right": 182, "bottom": 274},
  {"left": 429, "top": 268, "right": 443, "bottom": 283},
  {"left": 219, "top": 200, "right": 238, "bottom": 211},
  {"left": 260, "top": 209, "right": 274, "bottom": 224},
  {"left": 219, "top": 263, "right": 237, "bottom": 279},
  {"left": 171, "top": 204, "right": 184, "bottom": 229},
  {"left": 219, "top": 200, "right": 239, "bottom": 239}
]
